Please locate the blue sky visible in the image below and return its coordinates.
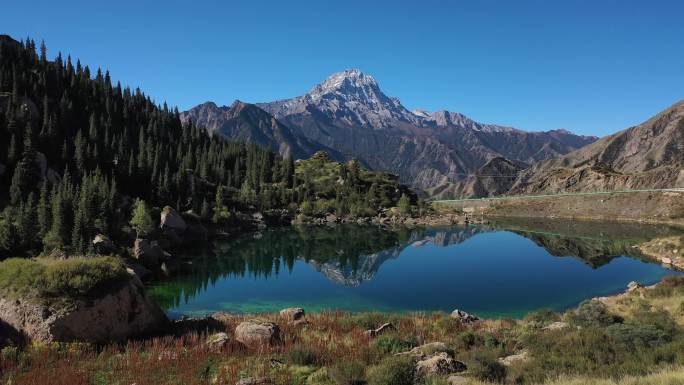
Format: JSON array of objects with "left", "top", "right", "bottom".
[{"left": 2, "top": 0, "right": 683, "bottom": 136}]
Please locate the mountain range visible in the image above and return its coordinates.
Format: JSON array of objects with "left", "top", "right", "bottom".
[{"left": 182, "top": 69, "right": 597, "bottom": 192}]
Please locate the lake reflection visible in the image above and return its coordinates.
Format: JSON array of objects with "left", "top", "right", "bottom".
[{"left": 148, "top": 220, "right": 683, "bottom": 318}]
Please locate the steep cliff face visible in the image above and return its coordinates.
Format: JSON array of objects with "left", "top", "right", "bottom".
[
  {"left": 0, "top": 276, "right": 167, "bottom": 343},
  {"left": 185, "top": 69, "right": 595, "bottom": 191},
  {"left": 510, "top": 101, "right": 684, "bottom": 194}
]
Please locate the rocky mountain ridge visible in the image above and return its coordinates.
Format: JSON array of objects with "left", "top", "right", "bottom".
[{"left": 183, "top": 69, "right": 597, "bottom": 191}]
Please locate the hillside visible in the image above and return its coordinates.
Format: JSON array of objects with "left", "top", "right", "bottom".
[
  {"left": 0, "top": 36, "right": 419, "bottom": 259},
  {"left": 185, "top": 69, "right": 596, "bottom": 191},
  {"left": 509, "top": 100, "right": 684, "bottom": 194}
]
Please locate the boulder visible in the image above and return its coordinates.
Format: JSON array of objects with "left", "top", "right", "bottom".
[
  {"left": 235, "top": 320, "right": 281, "bottom": 347},
  {"left": 206, "top": 332, "right": 230, "bottom": 351},
  {"left": 662, "top": 257, "right": 673, "bottom": 265},
  {"left": 415, "top": 352, "right": 467, "bottom": 378},
  {"left": 398, "top": 342, "right": 449, "bottom": 359},
  {"left": 363, "top": 322, "right": 396, "bottom": 338},
  {"left": 160, "top": 206, "right": 187, "bottom": 233},
  {"left": 543, "top": 321, "right": 569, "bottom": 331},
  {"left": 236, "top": 377, "right": 271, "bottom": 385},
  {"left": 0, "top": 276, "right": 167, "bottom": 343},
  {"left": 279, "top": 307, "right": 305, "bottom": 322},
  {"left": 133, "top": 238, "right": 164, "bottom": 267},
  {"left": 161, "top": 258, "right": 182, "bottom": 277},
  {"left": 447, "top": 375, "right": 468, "bottom": 385},
  {"left": 125, "top": 261, "right": 153, "bottom": 281},
  {"left": 498, "top": 350, "right": 530, "bottom": 366},
  {"left": 92, "top": 234, "right": 116, "bottom": 254},
  {"left": 450, "top": 309, "right": 479, "bottom": 324},
  {"left": 627, "top": 281, "right": 643, "bottom": 292}
]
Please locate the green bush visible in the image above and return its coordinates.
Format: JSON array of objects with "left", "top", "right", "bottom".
[
  {"left": 287, "top": 345, "right": 319, "bottom": 366},
  {"left": 328, "top": 360, "right": 365, "bottom": 385},
  {"left": 456, "top": 331, "right": 484, "bottom": 350},
  {"left": 372, "top": 334, "right": 417, "bottom": 355},
  {"left": 606, "top": 323, "right": 671, "bottom": 348},
  {"left": 366, "top": 356, "right": 414, "bottom": 385},
  {"left": 630, "top": 305, "right": 678, "bottom": 336},
  {"left": 469, "top": 351, "right": 507, "bottom": 383},
  {"left": 524, "top": 309, "right": 560, "bottom": 325},
  {"left": 567, "top": 300, "right": 623, "bottom": 328}
]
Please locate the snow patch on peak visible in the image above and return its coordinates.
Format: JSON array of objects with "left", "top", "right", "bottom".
[{"left": 413, "top": 109, "right": 431, "bottom": 118}]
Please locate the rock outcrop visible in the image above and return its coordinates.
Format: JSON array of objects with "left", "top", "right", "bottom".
[
  {"left": 160, "top": 206, "right": 187, "bottom": 234},
  {"left": 133, "top": 238, "right": 165, "bottom": 267},
  {"left": 450, "top": 309, "right": 479, "bottom": 324},
  {"left": 92, "top": 234, "right": 116, "bottom": 255},
  {"left": 0, "top": 276, "right": 167, "bottom": 343}
]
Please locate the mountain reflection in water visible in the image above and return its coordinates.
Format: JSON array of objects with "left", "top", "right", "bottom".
[{"left": 148, "top": 221, "right": 683, "bottom": 317}]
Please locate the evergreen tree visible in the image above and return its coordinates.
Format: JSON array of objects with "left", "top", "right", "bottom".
[{"left": 130, "top": 198, "right": 154, "bottom": 237}]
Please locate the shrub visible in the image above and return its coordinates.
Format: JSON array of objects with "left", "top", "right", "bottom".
[
  {"left": 366, "top": 356, "right": 415, "bottom": 385},
  {"left": 328, "top": 360, "right": 365, "bottom": 385},
  {"left": 524, "top": 309, "right": 560, "bottom": 325},
  {"left": 606, "top": 323, "right": 671, "bottom": 348},
  {"left": 630, "top": 305, "right": 678, "bottom": 336},
  {"left": 287, "top": 345, "right": 319, "bottom": 366},
  {"left": 373, "top": 334, "right": 417, "bottom": 355},
  {"left": 456, "top": 331, "right": 484, "bottom": 350},
  {"left": 567, "top": 300, "right": 622, "bottom": 328},
  {"left": 470, "top": 351, "right": 507, "bottom": 383}
]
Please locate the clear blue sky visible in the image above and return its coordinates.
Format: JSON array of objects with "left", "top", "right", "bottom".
[{"left": 2, "top": 0, "right": 683, "bottom": 136}]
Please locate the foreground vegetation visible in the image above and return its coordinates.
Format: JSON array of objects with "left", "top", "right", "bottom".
[{"left": 3, "top": 275, "right": 684, "bottom": 385}]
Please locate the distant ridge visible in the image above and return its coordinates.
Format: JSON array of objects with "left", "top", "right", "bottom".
[{"left": 185, "top": 69, "right": 596, "bottom": 191}]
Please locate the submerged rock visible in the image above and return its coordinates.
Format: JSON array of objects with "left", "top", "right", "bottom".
[{"left": 0, "top": 276, "right": 167, "bottom": 343}]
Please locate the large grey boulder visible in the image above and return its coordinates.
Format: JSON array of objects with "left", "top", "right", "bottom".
[
  {"left": 415, "top": 352, "right": 467, "bottom": 378},
  {"left": 160, "top": 206, "right": 187, "bottom": 234},
  {"left": 0, "top": 276, "right": 167, "bottom": 343},
  {"left": 235, "top": 320, "right": 281, "bottom": 347}
]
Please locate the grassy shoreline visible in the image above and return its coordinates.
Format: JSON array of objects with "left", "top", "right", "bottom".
[{"left": 3, "top": 275, "right": 684, "bottom": 385}]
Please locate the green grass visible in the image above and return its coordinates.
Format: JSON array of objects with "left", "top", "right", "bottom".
[{"left": 0, "top": 256, "right": 130, "bottom": 307}]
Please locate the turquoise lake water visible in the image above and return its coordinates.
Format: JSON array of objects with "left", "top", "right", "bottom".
[{"left": 148, "top": 221, "right": 682, "bottom": 319}]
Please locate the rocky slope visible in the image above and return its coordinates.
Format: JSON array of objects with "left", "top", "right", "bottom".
[
  {"left": 509, "top": 100, "right": 684, "bottom": 194},
  {"left": 184, "top": 69, "right": 596, "bottom": 191},
  {"left": 428, "top": 157, "right": 526, "bottom": 199},
  {"left": 180, "top": 100, "right": 325, "bottom": 160}
]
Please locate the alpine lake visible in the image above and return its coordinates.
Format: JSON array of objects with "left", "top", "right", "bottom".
[{"left": 148, "top": 218, "right": 683, "bottom": 319}]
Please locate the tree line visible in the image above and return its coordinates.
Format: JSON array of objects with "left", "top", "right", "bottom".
[{"left": 0, "top": 36, "right": 415, "bottom": 259}]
